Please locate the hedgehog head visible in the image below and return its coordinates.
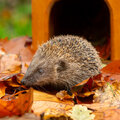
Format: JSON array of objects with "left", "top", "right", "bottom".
[{"left": 21, "top": 47, "right": 79, "bottom": 91}]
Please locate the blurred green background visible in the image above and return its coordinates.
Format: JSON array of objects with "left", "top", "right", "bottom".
[{"left": 0, "top": 0, "right": 32, "bottom": 39}]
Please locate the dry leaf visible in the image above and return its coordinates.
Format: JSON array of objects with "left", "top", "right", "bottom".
[
  {"left": 2, "top": 37, "right": 34, "bottom": 62},
  {"left": 72, "top": 76, "right": 103, "bottom": 98},
  {"left": 0, "top": 73, "right": 33, "bottom": 117},
  {"left": 93, "top": 82, "right": 120, "bottom": 107},
  {"left": 1, "top": 37, "right": 120, "bottom": 120},
  {"left": 43, "top": 108, "right": 71, "bottom": 120},
  {"left": 0, "top": 37, "right": 34, "bottom": 118},
  {"left": 101, "top": 60, "right": 120, "bottom": 83},
  {"left": 95, "top": 38, "right": 110, "bottom": 59},
  {"left": 21, "top": 62, "right": 30, "bottom": 74},
  {"left": 0, "top": 82, "right": 6, "bottom": 98},
  {"left": 0, "top": 88, "right": 33, "bottom": 117},
  {"left": 72, "top": 78, "right": 91, "bottom": 97},
  {"left": 0, "top": 54, "right": 21, "bottom": 73},
  {"left": 93, "top": 108, "right": 120, "bottom": 120},
  {"left": 102, "top": 109, "right": 120, "bottom": 120},
  {"left": 33, "top": 90, "right": 73, "bottom": 104},
  {"left": 0, "top": 47, "right": 6, "bottom": 57},
  {"left": 32, "top": 90, "right": 73, "bottom": 116},
  {"left": 0, "top": 113, "right": 39, "bottom": 120},
  {"left": 56, "top": 90, "right": 74, "bottom": 100},
  {"left": 0, "top": 38, "right": 8, "bottom": 47}
]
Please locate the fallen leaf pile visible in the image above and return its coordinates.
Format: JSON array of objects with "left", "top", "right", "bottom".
[
  {"left": 0, "top": 38, "right": 33, "bottom": 117},
  {"left": 94, "top": 82, "right": 120, "bottom": 107},
  {"left": 0, "top": 37, "right": 120, "bottom": 120},
  {"left": 40, "top": 105, "right": 95, "bottom": 120}
]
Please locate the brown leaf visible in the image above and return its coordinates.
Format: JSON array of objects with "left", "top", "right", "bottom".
[
  {"left": 0, "top": 88, "right": 33, "bottom": 117},
  {"left": 0, "top": 72, "right": 33, "bottom": 117},
  {"left": 95, "top": 38, "right": 110, "bottom": 59},
  {"left": 102, "top": 109, "right": 120, "bottom": 120},
  {"left": 56, "top": 90, "right": 74, "bottom": 100},
  {"left": 0, "top": 47, "right": 6, "bottom": 57},
  {"left": 0, "top": 70, "right": 32, "bottom": 117},
  {"left": 41, "top": 108, "right": 71, "bottom": 120},
  {"left": 93, "top": 109, "right": 120, "bottom": 120},
  {"left": 0, "top": 38, "right": 8, "bottom": 47},
  {"left": 0, "top": 82, "right": 6, "bottom": 98},
  {"left": 32, "top": 90, "right": 73, "bottom": 116},
  {"left": 82, "top": 103, "right": 118, "bottom": 111},
  {"left": 101, "top": 60, "right": 120, "bottom": 83},
  {"left": 0, "top": 113, "right": 39, "bottom": 120},
  {"left": 72, "top": 76, "right": 103, "bottom": 98},
  {"left": 0, "top": 54, "right": 21, "bottom": 75},
  {"left": 2, "top": 37, "right": 34, "bottom": 62},
  {"left": 21, "top": 62, "right": 30, "bottom": 74},
  {"left": 93, "top": 82, "right": 120, "bottom": 107}
]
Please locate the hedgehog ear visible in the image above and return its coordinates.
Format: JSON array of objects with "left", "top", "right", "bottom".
[{"left": 56, "top": 60, "right": 67, "bottom": 72}]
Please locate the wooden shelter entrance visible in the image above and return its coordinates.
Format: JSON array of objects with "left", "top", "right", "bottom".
[
  {"left": 50, "top": 0, "right": 110, "bottom": 41},
  {"left": 32, "top": 0, "right": 120, "bottom": 60}
]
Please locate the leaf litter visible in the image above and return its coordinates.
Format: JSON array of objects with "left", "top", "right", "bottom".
[
  {"left": 0, "top": 37, "right": 33, "bottom": 118},
  {"left": 0, "top": 37, "right": 120, "bottom": 120}
]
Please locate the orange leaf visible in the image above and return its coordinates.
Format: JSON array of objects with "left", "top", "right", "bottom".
[
  {"left": 0, "top": 82, "right": 6, "bottom": 98},
  {"left": 32, "top": 90, "right": 73, "bottom": 116},
  {"left": 56, "top": 90, "right": 74, "bottom": 100},
  {"left": 0, "top": 88, "right": 33, "bottom": 117},
  {"left": 101, "top": 60, "right": 120, "bottom": 83},
  {"left": 0, "top": 73, "right": 32, "bottom": 117},
  {"left": 0, "top": 54, "right": 21, "bottom": 74}
]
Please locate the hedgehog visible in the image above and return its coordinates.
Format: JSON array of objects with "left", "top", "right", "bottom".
[{"left": 21, "top": 35, "right": 102, "bottom": 94}]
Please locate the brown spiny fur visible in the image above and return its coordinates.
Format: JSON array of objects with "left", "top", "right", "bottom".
[{"left": 21, "top": 35, "right": 102, "bottom": 92}]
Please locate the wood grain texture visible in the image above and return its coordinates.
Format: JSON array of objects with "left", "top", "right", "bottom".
[
  {"left": 32, "top": 0, "right": 58, "bottom": 50},
  {"left": 105, "top": 0, "right": 120, "bottom": 60}
]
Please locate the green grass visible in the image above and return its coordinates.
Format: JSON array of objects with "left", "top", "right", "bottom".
[{"left": 0, "top": 3, "right": 32, "bottom": 39}]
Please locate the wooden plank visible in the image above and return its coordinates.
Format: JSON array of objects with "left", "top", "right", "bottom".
[
  {"left": 32, "top": 0, "right": 57, "bottom": 50},
  {"left": 106, "top": 0, "right": 120, "bottom": 60}
]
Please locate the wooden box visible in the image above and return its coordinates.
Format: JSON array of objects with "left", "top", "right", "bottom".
[{"left": 32, "top": 0, "right": 120, "bottom": 60}]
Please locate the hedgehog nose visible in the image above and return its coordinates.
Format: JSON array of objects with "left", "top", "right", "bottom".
[{"left": 21, "top": 79, "right": 25, "bottom": 85}]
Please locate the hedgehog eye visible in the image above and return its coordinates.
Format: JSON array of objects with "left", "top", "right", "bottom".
[
  {"left": 57, "top": 60, "right": 67, "bottom": 72},
  {"left": 38, "top": 68, "right": 44, "bottom": 74}
]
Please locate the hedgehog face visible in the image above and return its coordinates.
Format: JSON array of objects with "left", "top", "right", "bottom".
[
  {"left": 21, "top": 57, "right": 73, "bottom": 90},
  {"left": 21, "top": 56, "right": 56, "bottom": 88},
  {"left": 22, "top": 55, "right": 80, "bottom": 88}
]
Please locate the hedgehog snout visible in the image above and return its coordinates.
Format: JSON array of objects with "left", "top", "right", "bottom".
[
  {"left": 21, "top": 79, "right": 25, "bottom": 85},
  {"left": 21, "top": 77, "right": 31, "bottom": 87},
  {"left": 21, "top": 78, "right": 28, "bottom": 86},
  {"left": 21, "top": 75, "right": 37, "bottom": 87}
]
